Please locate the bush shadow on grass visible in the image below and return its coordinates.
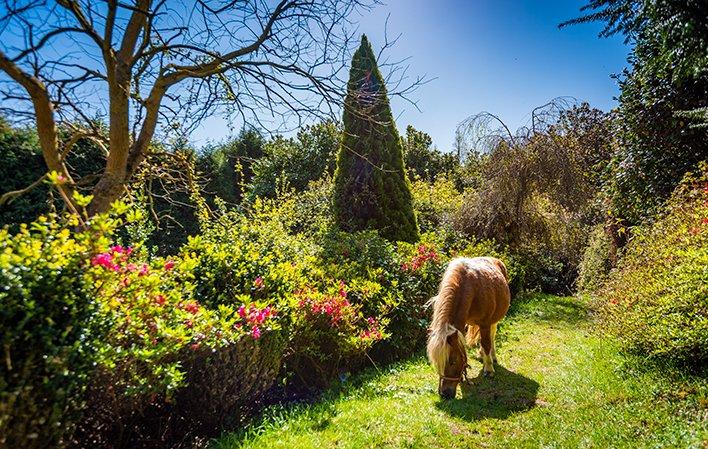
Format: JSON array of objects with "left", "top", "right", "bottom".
[{"left": 435, "top": 365, "right": 540, "bottom": 422}]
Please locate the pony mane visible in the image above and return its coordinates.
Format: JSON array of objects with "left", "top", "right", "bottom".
[{"left": 426, "top": 259, "right": 468, "bottom": 374}]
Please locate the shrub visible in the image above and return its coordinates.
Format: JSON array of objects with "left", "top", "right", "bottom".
[
  {"left": 410, "top": 176, "right": 463, "bottom": 234},
  {"left": 0, "top": 215, "right": 107, "bottom": 448},
  {"left": 182, "top": 200, "right": 392, "bottom": 391},
  {"left": 599, "top": 165, "right": 708, "bottom": 372},
  {"left": 0, "top": 199, "right": 276, "bottom": 448}
]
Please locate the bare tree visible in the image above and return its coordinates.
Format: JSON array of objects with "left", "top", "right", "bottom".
[{"left": 0, "top": 0, "right": 406, "bottom": 215}]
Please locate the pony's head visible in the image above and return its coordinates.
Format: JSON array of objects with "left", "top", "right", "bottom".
[{"left": 427, "top": 323, "right": 468, "bottom": 399}]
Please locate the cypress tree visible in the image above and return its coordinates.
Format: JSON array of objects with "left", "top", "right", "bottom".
[{"left": 333, "top": 35, "right": 419, "bottom": 243}]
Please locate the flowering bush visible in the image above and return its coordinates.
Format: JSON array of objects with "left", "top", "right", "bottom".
[
  {"left": 410, "top": 176, "right": 464, "bottom": 233},
  {"left": 599, "top": 165, "right": 708, "bottom": 372},
  {"left": 286, "top": 280, "right": 387, "bottom": 386},
  {"left": 0, "top": 198, "right": 282, "bottom": 448},
  {"left": 0, "top": 183, "right": 518, "bottom": 447},
  {"left": 401, "top": 243, "right": 441, "bottom": 271}
]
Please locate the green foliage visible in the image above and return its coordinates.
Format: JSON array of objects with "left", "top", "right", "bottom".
[
  {"left": 599, "top": 166, "right": 708, "bottom": 372},
  {"left": 403, "top": 125, "right": 459, "bottom": 183},
  {"left": 249, "top": 121, "right": 339, "bottom": 199},
  {"left": 333, "top": 35, "right": 419, "bottom": 243},
  {"left": 410, "top": 176, "right": 463, "bottom": 234},
  {"left": 566, "top": 1, "right": 708, "bottom": 224},
  {"left": 0, "top": 119, "right": 106, "bottom": 229},
  {"left": 0, "top": 215, "right": 107, "bottom": 448},
  {"left": 199, "top": 127, "right": 265, "bottom": 205},
  {"left": 576, "top": 224, "right": 614, "bottom": 293}
]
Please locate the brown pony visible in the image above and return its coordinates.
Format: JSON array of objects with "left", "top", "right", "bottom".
[{"left": 427, "top": 257, "right": 511, "bottom": 399}]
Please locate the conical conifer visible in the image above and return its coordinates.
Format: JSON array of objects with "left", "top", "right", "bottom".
[{"left": 333, "top": 35, "right": 419, "bottom": 243}]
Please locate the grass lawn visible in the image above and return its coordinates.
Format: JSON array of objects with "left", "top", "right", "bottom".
[{"left": 212, "top": 294, "right": 708, "bottom": 449}]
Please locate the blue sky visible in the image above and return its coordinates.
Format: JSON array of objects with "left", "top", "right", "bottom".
[{"left": 192, "top": 0, "right": 629, "bottom": 152}]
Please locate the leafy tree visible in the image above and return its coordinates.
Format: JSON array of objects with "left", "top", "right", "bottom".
[
  {"left": 199, "top": 128, "right": 265, "bottom": 205},
  {"left": 562, "top": 0, "right": 708, "bottom": 223},
  {"left": 454, "top": 103, "right": 614, "bottom": 292},
  {"left": 249, "top": 121, "right": 339, "bottom": 199},
  {"left": 333, "top": 36, "right": 419, "bottom": 243},
  {"left": 402, "top": 125, "right": 459, "bottom": 183}
]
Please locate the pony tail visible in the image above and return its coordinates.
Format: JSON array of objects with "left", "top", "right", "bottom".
[{"left": 465, "top": 324, "right": 480, "bottom": 346}]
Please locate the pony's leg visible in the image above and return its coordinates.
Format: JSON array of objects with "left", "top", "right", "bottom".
[
  {"left": 490, "top": 322, "right": 498, "bottom": 364},
  {"left": 479, "top": 326, "right": 495, "bottom": 376}
]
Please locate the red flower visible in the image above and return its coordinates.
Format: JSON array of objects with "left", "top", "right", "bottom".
[
  {"left": 251, "top": 326, "right": 261, "bottom": 339},
  {"left": 164, "top": 260, "right": 175, "bottom": 270},
  {"left": 155, "top": 295, "right": 166, "bottom": 306},
  {"left": 182, "top": 301, "right": 200, "bottom": 314}
]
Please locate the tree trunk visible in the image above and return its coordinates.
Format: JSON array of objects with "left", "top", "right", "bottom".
[{"left": 88, "top": 61, "right": 132, "bottom": 215}]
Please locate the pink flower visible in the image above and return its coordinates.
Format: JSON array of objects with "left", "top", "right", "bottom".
[
  {"left": 251, "top": 326, "right": 261, "bottom": 339},
  {"left": 155, "top": 295, "right": 166, "bottom": 306},
  {"left": 126, "top": 263, "right": 138, "bottom": 272},
  {"left": 164, "top": 260, "right": 175, "bottom": 270},
  {"left": 190, "top": 343, "right": 201, "bottom": 351},
  {"left": 91, "top": 252, "right": 116, "bottom": 270},
  {"left": 138, "top": 264, "right": 150, "bottom": 276},
  {"left": 254, "top": 276, "right": 264, "bottom": 289},
  {"left": 238, "top": 305, "right": 247, "bottom": 318}
]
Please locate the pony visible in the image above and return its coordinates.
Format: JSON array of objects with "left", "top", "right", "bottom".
[{"left": 426, "top": 257, "right": 511, "bottom": 399}]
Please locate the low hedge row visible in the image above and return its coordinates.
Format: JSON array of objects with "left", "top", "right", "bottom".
[{"left": 1, "top": 193, "right": 518, "bottom": 448}]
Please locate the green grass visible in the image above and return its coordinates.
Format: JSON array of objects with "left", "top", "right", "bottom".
[{"left": 212, "top": 294, "right": 708, "bottom": 449}]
